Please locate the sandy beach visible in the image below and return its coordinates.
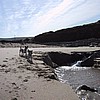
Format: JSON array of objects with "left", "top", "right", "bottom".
[
  {"left": 1, "top": 46, "right": 100, "bottom": 100},
  {"left": 0, "top": 47, "right": 80, "bottom": 100}
]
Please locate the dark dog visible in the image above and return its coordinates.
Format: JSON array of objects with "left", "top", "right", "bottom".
[{"left": 27, "top": 50, "right": 33, "bottom": 63}]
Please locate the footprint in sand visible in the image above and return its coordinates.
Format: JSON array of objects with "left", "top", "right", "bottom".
[
  {"left": 6, "top": 58, "right": 8, "bottom": 59},
  {"left": 12, "top": 68, "right": 17, "bottom": 73},
  {"left": 1, "top": 64, "right": 8, "bottom": 67},
  {"left": 30, "top": 97, "right": 33, "bottom": 99},
  {"left": 11, "top": 98, "right": 18, "bottom": 100},
  {"left": 23, "top": 79, "right": 28, "bottom": 82},
  {"left": 18, "top": 76, "right": 22, "bottom": 79},
  {"left": 25, "top": 76, "right": 31, "bottom": 79},
  {"left": 12, "top": 83, "right": 16, "bottom": 86},
  {"left": 18, "top": 62, "right": 23, "bottom": 64},
  {"left": 9, "top": 57, "right": 15, "bottom": 60},
  {"left": 3, "top": 60, "right": 8, "bottom": 62},
  {"left": 5, "top": 68, "right": 11, "bottom": 73},
  {"left": 11, "top": 57, "right": 15, "bottom": 60},
  {"left": 22, "top": 76, "right": 31, "bottom": 82},
  {"left": 5, "top": 89, "right": 8, "bottom": 92},
  {"left": 9, "top": 91, "right": 12, "bottom": 93},
  {"left": 31, "top": 90, "right": 35, "bottom": 92}
]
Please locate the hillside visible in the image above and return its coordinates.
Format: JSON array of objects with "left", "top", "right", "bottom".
[
  {"left": 34, "top": 20, "right": 100, "bottom": 43},
  {"left": 0, "top": 37, "right": 33, "bottom": 43}
]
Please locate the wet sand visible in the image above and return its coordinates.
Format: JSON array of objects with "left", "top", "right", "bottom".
[{"left": 0, "top": 47, "right": 79, "bottom": 100}]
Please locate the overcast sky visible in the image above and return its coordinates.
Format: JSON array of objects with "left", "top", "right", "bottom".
[{"left": 0, "top": 0, "right": 100, "bottom": 38}]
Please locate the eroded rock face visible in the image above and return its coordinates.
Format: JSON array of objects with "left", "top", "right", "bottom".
[
  {"left": 43, "top": 52, "right": 95, "bottom": 68},
  {"left": 48, "top": 52, "right": 84, "bottom": 66},
  {"left": 43, "top": 52, "right": 84, "bottom": 67}
]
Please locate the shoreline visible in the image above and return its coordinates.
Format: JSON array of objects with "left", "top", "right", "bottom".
[
  {"left": 1, "top": 44, "right": 100, "bottom": 100},
  {"left": 0, "top": 47, "right": 79, "bottom": 100}
]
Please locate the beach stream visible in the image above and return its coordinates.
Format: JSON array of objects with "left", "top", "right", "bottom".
[{"left": 55, "top": 61, "right": 100, "bottom": 100}]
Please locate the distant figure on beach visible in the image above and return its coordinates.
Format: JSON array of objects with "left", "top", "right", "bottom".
[
  {"left": 27, "top": 49, "right": 33, "bottom": 63},
  {"left": 19, "top": 46, "right": 28, "bottom": 57}
]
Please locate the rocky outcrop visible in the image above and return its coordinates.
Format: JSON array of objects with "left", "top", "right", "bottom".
[
  {"left": 43, "top": 52, "right": 85, "bottom": 67},
  {"left": 48, "top": 52, "right": 84, "bottom": 66},
  {"left": 80, "top": 54, "right": 94, "bottom": 67},
  {"left": 43, "top": 51, "right": 96, "bottom": 68},
  {"left": 43, "top": 53, "right": 58, "bottom": 68}
]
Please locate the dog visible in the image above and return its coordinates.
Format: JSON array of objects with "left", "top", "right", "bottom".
[
  {"left": 27, "top": 49, "right": 33, "bottom": 63},
  {"left": 19, "top": 46, "right": 28, "bottom": 57}
]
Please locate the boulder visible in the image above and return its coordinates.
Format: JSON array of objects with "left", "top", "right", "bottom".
[{"left": 80, "top": 54, "right": 94, "bottom": 67}]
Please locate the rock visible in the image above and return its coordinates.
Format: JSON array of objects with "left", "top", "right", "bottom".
[
  {"left": 76, "top": 85, "right": 98, "bottom": 92},
  {"left": 43, "top": 52, "right": 84, "bottom": 67},
  {"left": 80, "top": 54, "right": 94, "bottom": 67},
  {"left": 47, "top": 74, "right": 56, "bottom": 80}
]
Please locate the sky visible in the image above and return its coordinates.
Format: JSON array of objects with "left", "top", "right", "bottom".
[{"left": 0, "top": 0, "right": 100, "bottom": 38}]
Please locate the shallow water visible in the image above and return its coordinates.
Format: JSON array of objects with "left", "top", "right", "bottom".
[{"left": 55, "top": 62, "right": 100, "bottom": 100}]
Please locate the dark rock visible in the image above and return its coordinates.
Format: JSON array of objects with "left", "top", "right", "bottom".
[
  {"left": 80, "top": 54, "right": 94, "bottom": 67},
  {"left": 47, "top": 74, "right": 56, "bottom": 80},
  {"left": 43, "top": 54, "right": 58, "bottom": 68},
  {"left": 44, "top": 52, "right": 84, "bottom": 66},
  {"left": 76, "top": 85, "right": 98, "bottom": 92}
]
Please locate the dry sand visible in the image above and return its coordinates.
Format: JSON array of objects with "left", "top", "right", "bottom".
[
  {"left": 0, "top": 47, "right": 79, "bottom": 100},
  {"left": 1, "top": 46, "right": 100, "bottom": 100}
]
